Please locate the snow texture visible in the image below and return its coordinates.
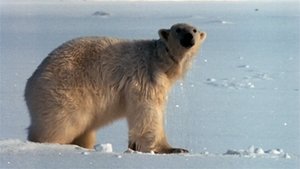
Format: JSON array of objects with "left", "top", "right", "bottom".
[
  {"left": 94, "top": 143, "right": 113, "bottom": 153},
  {"left": 0, "top": 139, "right": 297, "bottom": 169},
  {"left": 0, "top": 0, "right": 299, "bottom": 169}
]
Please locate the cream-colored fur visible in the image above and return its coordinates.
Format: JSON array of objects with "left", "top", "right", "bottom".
[{"left": 25, "top": 23, "right": 206, "bottom": 153}]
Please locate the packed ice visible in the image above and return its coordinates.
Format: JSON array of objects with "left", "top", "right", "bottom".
[
  {"left": 94, "top": 143, "right": 113, "bottom": 153},
  {"left": 224, "top": 145, "right": 292, "bottom": 159}
]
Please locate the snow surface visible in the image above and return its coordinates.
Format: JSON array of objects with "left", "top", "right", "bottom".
[
  {"left": 0, "top": 139, "right": 297, "bottom": 169},
  {"left": 0, "top": 0, "right": 299, "bottom": 168}
]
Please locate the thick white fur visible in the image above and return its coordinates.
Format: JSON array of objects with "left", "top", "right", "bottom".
[{"left": 25, "top": 23, "right": 206, "bottom": 153}]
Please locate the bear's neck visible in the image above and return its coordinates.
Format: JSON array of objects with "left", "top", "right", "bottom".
[{"left": 154, "top": 40, "right": 190, "bottom": 82}]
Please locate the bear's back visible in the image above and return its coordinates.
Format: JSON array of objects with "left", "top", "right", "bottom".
[
  {"left": 25, "top": 37, "right": 124, "bottom": 93},
  {"left": 45, "top": 37, "right": 122, "bottom": 68},
  {"left": 30, "top": 37, "right": 122, "bottom": 79}
]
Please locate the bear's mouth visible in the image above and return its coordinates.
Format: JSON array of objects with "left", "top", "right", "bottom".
[{"left": 180, "top": 33, "right": 195, "bottom": 48}]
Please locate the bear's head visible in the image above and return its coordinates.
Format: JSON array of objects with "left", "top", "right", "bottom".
[{"left": 158, "top": 23, "right": 206, "bottom": 62}]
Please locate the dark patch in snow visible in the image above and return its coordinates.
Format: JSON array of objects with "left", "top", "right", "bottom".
[{"left": 92, "top": 11, "right": 110, "bottom": 17}]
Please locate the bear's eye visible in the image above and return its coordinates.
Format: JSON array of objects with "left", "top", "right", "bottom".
[
  {"left": 193, "top": 29, "right": 197, "bottom": 33},
  {"left": 176, "top": 28, "right": 181, "bottom": 33}
]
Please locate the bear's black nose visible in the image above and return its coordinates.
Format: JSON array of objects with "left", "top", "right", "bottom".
[{"left": 180, "top": 33, "right": 195, "bottom": 48}]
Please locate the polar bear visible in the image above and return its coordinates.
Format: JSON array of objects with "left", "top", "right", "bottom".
[{"left": 25, "top": 23, "right": 206, "bottom": 154}]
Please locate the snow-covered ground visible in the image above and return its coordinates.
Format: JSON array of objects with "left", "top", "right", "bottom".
[
  {"left": 0, "top": 139, "right": 296, "bottom": 169},
  {"left": 0, "top": 0, "right": 299, "bottom": 168}
]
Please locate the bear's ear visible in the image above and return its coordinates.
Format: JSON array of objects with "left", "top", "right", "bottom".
[
  {"left": 199, "top": 32, "right": 207, "bottom": 42},
  {"left": 158, "top": 29, "right": 170, "bottom": 42}
]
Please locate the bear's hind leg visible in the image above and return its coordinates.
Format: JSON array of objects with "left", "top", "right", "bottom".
[
  {"left": 28, "top": 123, "right": 79, "bottom": 145},
  {"left": 72, "top": 130, "right": 96, "bottom": 149}
]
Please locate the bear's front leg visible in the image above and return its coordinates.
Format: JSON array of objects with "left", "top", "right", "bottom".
[{"left": 126, "top": 102, "right": 188, "bottom": 154}]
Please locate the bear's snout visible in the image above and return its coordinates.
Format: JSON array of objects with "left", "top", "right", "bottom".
[{"left": 180, "top": 32, "right": 195, "bottom": 48}]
